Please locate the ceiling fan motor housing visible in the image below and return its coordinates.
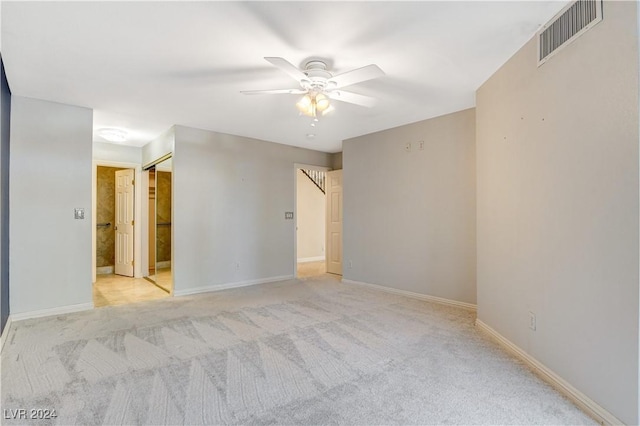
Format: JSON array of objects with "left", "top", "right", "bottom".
[{"left": 302, "top": 60, "right": 335, "bottom": 92}]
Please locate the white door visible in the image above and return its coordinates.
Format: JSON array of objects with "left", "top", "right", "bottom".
[
  {"left": 115, "top": 169, "right": 134, "bottom": 277},
  {"left": 326, "top": 170, "right": 343, "bottom": 275}
]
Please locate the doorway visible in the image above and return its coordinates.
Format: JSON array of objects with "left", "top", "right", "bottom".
[
  {"left": 96, "top": 165, "right": 126, "bottom": 276},
  {"left": 93, "top": 164, "right": 168, "bottom": 306},
  {"left": 295, "top": 165, "right": 329, "bottom": 278},
  {"left": 144, "top": 155, "right": 173, "bottom": 293}
]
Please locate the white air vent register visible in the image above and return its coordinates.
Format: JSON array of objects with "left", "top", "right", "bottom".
[{"left": 537, "top": 0, "right": 603, "bottom": 66}]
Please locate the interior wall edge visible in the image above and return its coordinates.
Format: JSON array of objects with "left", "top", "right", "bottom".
[
  {"left": 173, "top": 274, "right": 294, "bottom": 297},
  {"left": 0, "top": 314, "right": 12, "bottom": 354},
  {"left": 476, "top": 319, "right": 622, "bottom": 426},
  {"left": 342, "top": 279, "right": 477, "bottom": 312},
  {"left": 9, "top": 302, "right": 93, "bottom": 322},
  {"left": 0, "top": 53, "right": 11, "bottom": 336}
]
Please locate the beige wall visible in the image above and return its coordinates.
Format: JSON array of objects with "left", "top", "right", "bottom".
[
  {"left": 342, "top": 108, "right": 476, "bottom": 304},
  {"left": 476, "top": 2, "right": 638, "bottom": 423},
  {"left": 296, "top": 169, "right": 326, "bottom": 261}
]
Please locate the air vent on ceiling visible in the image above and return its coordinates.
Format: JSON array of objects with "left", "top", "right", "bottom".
[{"left": 537, "top": 0, "right": 603, "bottom": 66}]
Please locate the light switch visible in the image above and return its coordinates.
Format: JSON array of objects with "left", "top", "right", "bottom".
[
  {"left": 74, "top": 208, "right": 85, "bottom": 220},
  {"left": 285, "top": 212, "right": 294, "bottom": 220}
]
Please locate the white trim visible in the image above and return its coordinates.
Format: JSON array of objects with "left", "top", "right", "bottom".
[
  {"left": 96, "top": 266, "right": 114, "bottom": 275},
  {"left": 0, "top": 315, "right": 13, "bottom": 353},
  {"left": 297, "top": 256, "right": 325, "bottom": 263},
  {"left": 342, "top": 279, "right": 477, "bottom": 311},
  {"left": 156, "top": 260, "right": 171, "bottom": 269},
  {"left": 475, "top": 319, "right": 622, "bottom": 426},
  {"left": 10, "top": 302, "right": 93, "bottom": 322},
  {"left": 174, "top": 275, "right": 294, "bottom": 297}
]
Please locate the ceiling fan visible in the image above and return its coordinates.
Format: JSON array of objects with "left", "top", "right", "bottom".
[{"left": 241, "top": 57, "right": 384, "bottom": 119}]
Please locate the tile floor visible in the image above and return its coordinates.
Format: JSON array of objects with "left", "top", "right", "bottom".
[
  {"left": 152, "top": 267, "right": 172, "bottom": 293},
  {"left": 93, "top": 273, "right": 169, "bottom": 307},
  {"left": 94, "top": 262, "right": 330, "bottom": 308}
]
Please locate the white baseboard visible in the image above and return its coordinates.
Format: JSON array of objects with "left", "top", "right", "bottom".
[
  {"left": 342, "top": 279, "right": 477, "bottom": 311},
  {"left": 0, "top": 315, "right": 13, "bottom": 353},
  {"left": 174, "top": 275, "right": 294, "bottom": 297},
  {"left": 475, "top": 319, "right": 622, "bottom": 426},
  {"left": 297, "top": 256, "right": 325, "bottom": 263},
  {"left": 10, "top": 302, "right": 94, "bottom": 322},
  {"left": 96, "top": 266, "right": 114, "bottom": 275}
]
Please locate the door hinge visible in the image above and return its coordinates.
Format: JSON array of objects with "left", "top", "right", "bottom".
[
  {"left": 131, "top": 220, "right": 134, "bottom": 226},
  {"left": 132, "top": 180, "right": 135, "bottom": 186},
  {"left": 131, "top": 260, "right": 134, "bottom": 266}
]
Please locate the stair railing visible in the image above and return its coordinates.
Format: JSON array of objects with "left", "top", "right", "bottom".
[{"left": 301, "top": 169, "right": 325, "bottom": 194}]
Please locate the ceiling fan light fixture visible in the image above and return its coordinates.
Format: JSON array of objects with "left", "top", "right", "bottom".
[
  {"left": 296, "top": 92, "right": 331, "bottom": 118},
  {"left": 315, "top": 93, "right": 330, "bottom": 111},
  {"left": 296, "top": 94, "right": 312, "bottom": 114}
]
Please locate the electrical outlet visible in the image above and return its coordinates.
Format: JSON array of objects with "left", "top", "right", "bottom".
[
  {"left": 348, "top": 260, "right": 353, "bottom": 269},
  {"left": 405, "top": 142, "right": 411, "bottom": 152},
  {"left": 236, "top": 262, "right": 240, "bottom": 270},
  {"left": 418, "top": 140, "right": 425, "bottom": 150},
  {"left": 529, "top": 311, "right": 536, "bottom": 331}
]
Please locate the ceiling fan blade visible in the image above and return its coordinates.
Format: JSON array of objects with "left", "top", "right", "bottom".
[
  {"left": 329, "top": 64, "right": 385, "bottom": 89},
  {"left": 241, "top": 88, "right": 307, "bottom": 95},
  {"left": 265, "top": 57, "right": 308, "bottom": 82},
  {"left": 328, "top": 90, "right": 377, "bottom": 108}
]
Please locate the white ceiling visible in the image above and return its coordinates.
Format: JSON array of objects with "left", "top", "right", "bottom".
[{"left": 2, "top": 1, "right": 567, "bottom": 153}]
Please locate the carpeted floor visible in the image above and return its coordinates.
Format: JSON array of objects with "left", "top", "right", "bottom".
[{"left": 1, "top": 277, "right": 594, "bottom": 425}]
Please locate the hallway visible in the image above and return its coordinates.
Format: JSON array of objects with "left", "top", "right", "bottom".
[{"left": 93, "top": 274, "right": 169, "bottom": 307}]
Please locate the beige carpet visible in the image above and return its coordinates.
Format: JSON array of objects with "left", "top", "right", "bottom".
[{"left": 1, "top": 277, "right": 594, "bottom": 425}]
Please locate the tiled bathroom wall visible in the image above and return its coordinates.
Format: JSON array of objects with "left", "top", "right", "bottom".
[{"left": 96, "top": 166, "right": 125, "bottom": 270}]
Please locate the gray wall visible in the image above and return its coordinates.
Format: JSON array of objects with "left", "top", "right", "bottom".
[
  {"left": 172, "top": 125, "right": 331, "bottom": 294},
  {"left": 10, "top": 97, "right": 93, "bottom": 315},
  {"left": 342, "top": 109, "right": 476, "bottom": 304},
  {"left": 93, "top": 141, "right": 142, "bottom": 164},
  {"left": 330, "top": 152, "right": 342, "bottom": 170},
  {"left": 0, "top": 56, "right": 10, "bottom": 333},
  {"left": 476, "top": 2, "right": 638, "bottom": 423},
  {"left": 142, "top": 127, "right": 174, "bottom": 167}
]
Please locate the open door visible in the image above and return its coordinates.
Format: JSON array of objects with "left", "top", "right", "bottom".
[
  {"left": 115, "top": 168, "right": 134, "bottom": 277},
  {"left": 326, "top": 170, "right": 343, "bottom": 275}
]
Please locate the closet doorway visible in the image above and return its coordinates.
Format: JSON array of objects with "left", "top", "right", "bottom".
[{"left": 145, "top": 155, "right": 173, "bottom": 293}]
